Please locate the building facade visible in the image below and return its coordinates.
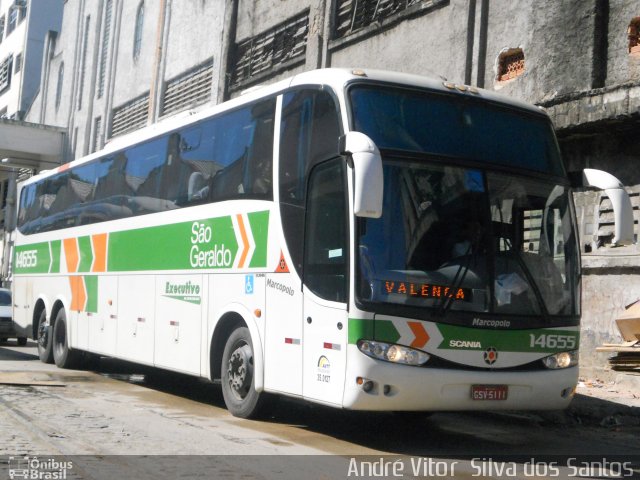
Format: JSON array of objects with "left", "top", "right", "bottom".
[
  {"left": 0, "top": 0, "right": 63, "bottom": 119},
  {"left": 23, "top": 0, "right": 640, "bottom": 378}
]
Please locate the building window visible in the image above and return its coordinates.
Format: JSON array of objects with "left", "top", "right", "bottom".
[
  {"left": 497, "top": 48, "right": 525, "bottom": 82},
  {"left": 97, "top": 0, "right": 113, "bottom": 98},
  {"left": 92, "top": 117, "right": 102, "bottom": 153},
  {"left": 17, "top": 0, "right": 27, "bottom": 23},
  {"left": 0, "top": 56, "right": 12, "bottom": 92},
  {"left": 161, "top": 60, "right": 213, "bottom": 117},
  {"left": 77, "top": 16, "right": 91, "bottom": 110},
  {"left": 55, "top": 63, "right": 64, "bottom": 110},
  {"left": 629, "top": 18, "right": 640, "bottom": 54},
  {"left": 7, "top": 6, "right": 18, "bottom": 35},
  {"left": 133, "top": 1, "right": 144, "bottom": 61},
  {"left": 0, "top": 16, "right": 5, "bottom": 43},
  {"left": 14, "top": 52, "right": 21, "bottom": 74},
  {"left": 333, "top": 0, "right": 441, "bottom": 39},
  {"left": 231, "top": 10, "right": 309, "bottom": 90}
]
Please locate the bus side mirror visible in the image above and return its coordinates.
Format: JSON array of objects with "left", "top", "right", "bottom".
[
  {"left": 340, "top": 132, "right": 383, "bottom": 218},
  {"left": 570, "top": 168, "right": 635, "bottom": 246}
]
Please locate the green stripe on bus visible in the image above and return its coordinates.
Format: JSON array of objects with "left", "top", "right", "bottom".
[
  {"left": 49, "top": 240, "right": 61, "bottom": 273},
  {"left": 14, "top": 242, "right": 51, "bottom": 274},
  {"left": 78, "top": 236, "right": 93, "bottom": 272},
  {"left": 107, "top": 216, "right": 240, "bottom": 272},
  {"left": 84, "top": 276, "right": 98, "bottom": 313},
  {"left": 248, "top": 210, "right": 269, "bottom": 268},
  {"left": 437, "top": 324, "right": 579, "bottom": 353},
  {"left": 348, "top": 318, "right": 400, "bottom": 345}
]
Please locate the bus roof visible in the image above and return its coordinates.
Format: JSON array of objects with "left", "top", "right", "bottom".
[{"left": 22, "top": 68, "right": 547, "bottom": 186}]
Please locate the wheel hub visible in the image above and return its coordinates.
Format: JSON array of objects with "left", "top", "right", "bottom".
[
  {"left": 37, "top": 322, "right": 48, "bottom": 349},
  {"left": 227, "top": 344, "right": 253, "bottom": 399}
]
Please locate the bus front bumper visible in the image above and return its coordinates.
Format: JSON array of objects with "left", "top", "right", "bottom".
[{"left": 343, "top": 351, "right": 578, "bottom": 411}]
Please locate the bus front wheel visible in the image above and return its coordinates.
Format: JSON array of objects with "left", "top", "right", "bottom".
[
  {"left": 52, "top": 309, "right": 81, "bottom": 369},
  {"left": 221, "top": 327, "right": 265, "bottom": 419},
  {"left": 36, "top": 310, "right": 54, "bottom": 364}
]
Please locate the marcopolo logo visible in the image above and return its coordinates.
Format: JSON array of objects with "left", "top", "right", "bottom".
[
  {"left": 189, "top": 221, "right": 232, "bottom": 268},
  {"left": 163, "top": 280, "right": 201, "bottom": 305},
  {"left": 266, "top": 278, "right": 295, "bottom": 296}
]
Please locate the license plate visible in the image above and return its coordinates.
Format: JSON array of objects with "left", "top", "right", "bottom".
[{"left": 471, "top": 385, "right": 508, "bottom": 401}]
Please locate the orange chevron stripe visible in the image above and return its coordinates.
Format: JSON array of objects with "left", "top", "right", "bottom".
[
  {"left": 91, "top": 233, "right": 108, "bottom": 272},
  {"left": 236, "top": 214, "right": 250, "bottom": 268},
  {"left": 408, "top": 321, "right": 430, "bottom": 349},
  {"left": 63, "top": 238, "right": 79, "bottom": 273},
  {"left": 69, "top": 276, "right": 86, "bottom": 312}
]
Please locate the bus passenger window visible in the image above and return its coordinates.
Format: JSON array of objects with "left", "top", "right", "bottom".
[{"left": 209, "top": 99, "right": 275, "bottom": 201}]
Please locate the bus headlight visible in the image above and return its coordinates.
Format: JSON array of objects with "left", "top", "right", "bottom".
[
  {"left": 358, "top": 340, "right": 430, "bottom": 366},
  {"left": 542, "top": 351, "right": 579, "bottom": 369}
]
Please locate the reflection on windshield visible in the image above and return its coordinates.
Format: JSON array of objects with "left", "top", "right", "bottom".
[
  {"left": 350, "top": 85, "right": 564, "bottom": 176},
  {"left": 357, "top": 161, "right": 579, "bottom": 318}
]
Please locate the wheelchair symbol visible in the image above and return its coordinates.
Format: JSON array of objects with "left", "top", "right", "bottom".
[{"left": 245, "top": 275, "right": 254, "bottom": 294}]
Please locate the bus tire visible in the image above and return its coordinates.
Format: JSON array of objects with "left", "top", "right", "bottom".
[
  {"left": 17, "top": 337, "right": 27, "bottom": 346},
  {"left": 221, "top": 326, "right": 265, "bottom": 419},
  {"left": 36, "top": 310, "right": 54, "bottom": 364},
  {"left": 52, "top": 309, "right": 81, "bottom": 369}
]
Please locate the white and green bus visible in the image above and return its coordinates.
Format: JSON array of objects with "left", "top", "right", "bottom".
[{"left": 11, "top": 69, "right": 633, "bottom": 418}]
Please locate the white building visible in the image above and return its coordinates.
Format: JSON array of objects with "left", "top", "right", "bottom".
[{"left": 0, "top": 0, "right": 63, "bottom": 119}]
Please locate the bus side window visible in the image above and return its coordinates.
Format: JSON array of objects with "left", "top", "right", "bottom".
[
  {"left": 18, "top": 184, "right": 37, "bottom": 232},
  {"left": 210, "top": 99, "right": 275, "bottom": 201},
  {"left": 125, "top": 136, "right": 171, "bottom": 213}
]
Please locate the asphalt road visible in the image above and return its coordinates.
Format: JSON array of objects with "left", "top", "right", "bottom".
[{"left": 1, "top": 341, "right": 639, "bottom": 479}]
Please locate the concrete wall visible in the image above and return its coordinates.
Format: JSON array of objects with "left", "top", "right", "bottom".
[{"left": 607, "top": 0, "right": 640, "bottom": 85}]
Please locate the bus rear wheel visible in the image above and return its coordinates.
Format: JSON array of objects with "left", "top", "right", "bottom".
[
  {"left": 221, "top": 327, "right": 265, "bottom": 419},
  {"left": 36, "top": 310, "right": 54, "bottom": 364},
  {"left": 52, "top": 309, "right": 81, "bottom": 369}
]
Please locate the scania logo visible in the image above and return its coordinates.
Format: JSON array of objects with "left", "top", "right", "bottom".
[{"left": 483, "top": 347, "right": 498, "bottom": 365}]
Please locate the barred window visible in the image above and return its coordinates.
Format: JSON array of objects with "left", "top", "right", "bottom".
[
  {"left": 230, "top": 10, "right": 308, "bottom": 89},
  {"left": 97, "top": 0, "right": 113, "bottom": 98},
  {"left": 497, "top": 48, "right": 525, "bottom": 82},
  {"left": 0, "top": 56, "right": 12, "bottom": 93},
  {"left": 92, "top": 116, "right": 103, "bottom": 153},
  {"left": 110, "top": 93, "right": 149, "bottom": 138},
  {"left": 334, "top": 0, "right": 424, "bottom": 39},
  {"left": 161, "top": 60, "right": 213, "bottom": 117}
]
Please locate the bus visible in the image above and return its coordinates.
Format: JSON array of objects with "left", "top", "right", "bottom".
[{"left": 11, "top": 68, "right": 634, "bottom": 418}]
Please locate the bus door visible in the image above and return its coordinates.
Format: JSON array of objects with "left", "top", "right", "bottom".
[{"left": 302, "top": 159, "right": 349, "bottom": 406}]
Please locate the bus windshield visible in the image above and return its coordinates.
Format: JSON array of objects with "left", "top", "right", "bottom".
[
  {"left": 349, "top": 84, "right": 564, "bottom": 177},
  {"left": 357, "top": 161, "right": 580, "bottom": 319},
  {"left": 350, "top": 85, "right": 579, "bottom": 321}
]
